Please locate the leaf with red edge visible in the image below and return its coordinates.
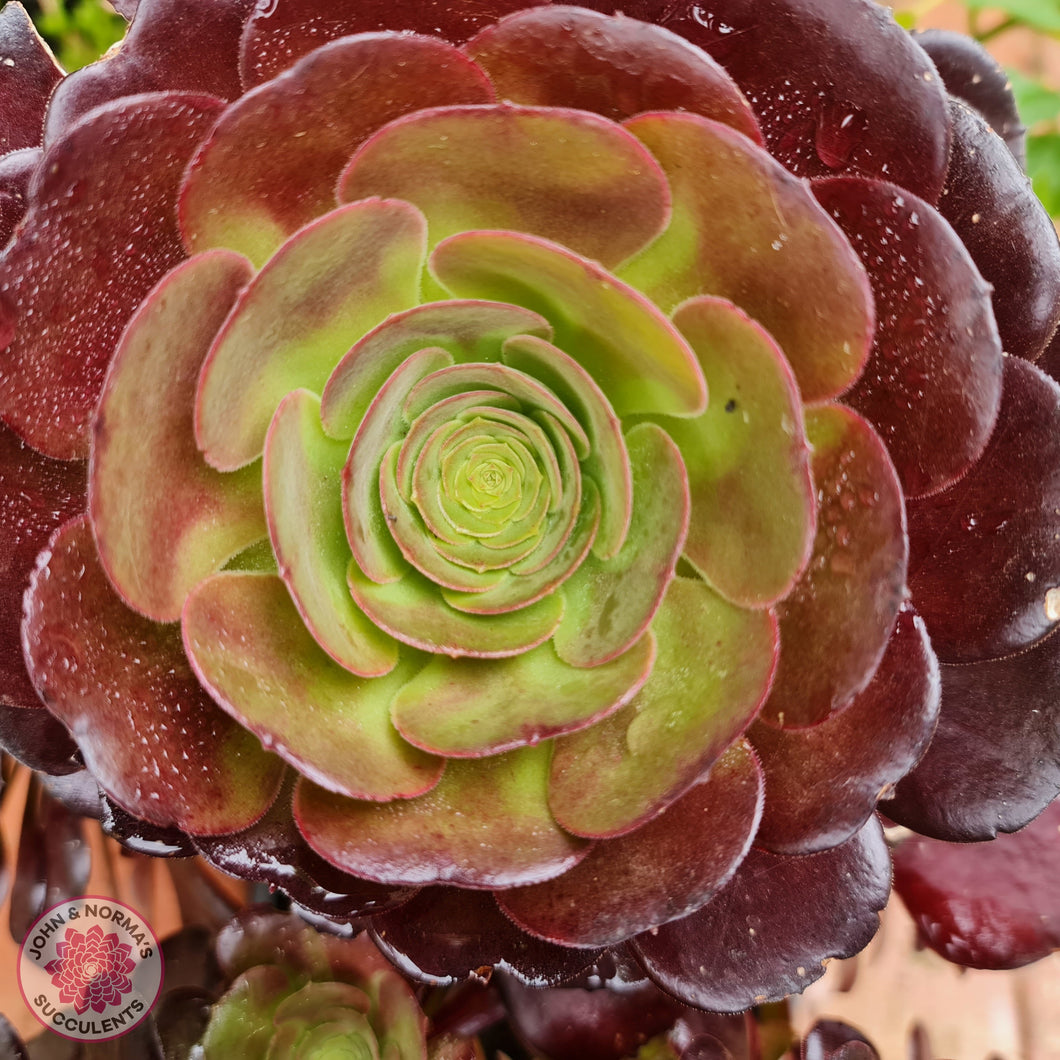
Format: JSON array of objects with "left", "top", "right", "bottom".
[
  {"left": 761, "top": 405, "right": 907, "bottom": 727},
  {"left": 498, "top": 741, "right": 762, "bottom": 947},
  {"left": 750, "top": 603, "right": 939, "bottom": 855},
  {"left": 908, "top": 357, "right": 1060, "bottom": 664},
  {"left": 0, "top": 3, "right": 61, "bottom": 153},
  {"left": 0, "top": 92, "right": 224, "bottom": 460},
  {"left": 619, "top": 111, "right": 873, "bottom": 403},
  {"left": 22, "top": 516, "right": 284, "bottom": 835},
  {"left": 549, "top": 576, "right": 776, "bottom": 839},
  {"left": 180, "top": 34, "right": 493, "bottom": 267},
  {"left": 632, "top": 816, "right": 891, "bottom": 1012},
  {"left": 0, "top": 148, "right": 38, "bottom": 253},
  {"left": 630, "top": 0, "right": 951, "bottom": 202},
  {"left": 43, "top": 0, "right": 251, "bottom": 144},
  {"left": 0, "top": 420, "right": 85, "bottom": 768},
  {"left": 892, "top": 798, "right": 1060, "bottom": 970},
  {"left": 913, "top": 29, "right": 1025, "bottom": 166},
  {"left": 884, "top": 627, "right": 1060, "bottom": 842},
  {"left": 90, "top": 249, "right": 266, "bottom": 623},
  {"left": 938, "top": 99, "right": 1060, "bottom": 363},
  {"left": 340, "top": 104, "right": 671, "bottom": 273},
  {"left": 368, "top": 887, "right": 602, "bottom": 986},
  {"left": 239, "top": 0, "right": 534, "bottom": 87},
  {"left": 182, "top": 571, "right": 441, "bottom": 801},
  {"left": 814, "top": 176, "right": 1002, "bottom": 499},
  {"left": 464, "top": 6, "right": 760, "bottom": 141},
  {"left": 667, "top": 295, "right": 814, "bottom": 608},
  {"left": 295, "top": 744, "right": 588, "bottom": 889}
]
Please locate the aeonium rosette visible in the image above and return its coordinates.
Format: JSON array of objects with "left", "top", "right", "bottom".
[{"left": 1, "top": 0, "right": 1059, "bottom": 1013}]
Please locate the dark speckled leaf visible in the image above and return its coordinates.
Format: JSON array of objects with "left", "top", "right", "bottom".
[
  {"left": 893, "top": 798, "right": 1060, "bottom": 969},
  {"left": 884, "top": 626, "right": 1060, "bottom": 842},
  {"left": 907, "top": 357, "right": 1060, "bottom": 663},
  {"left": 937, "top": 99, "right": 1060, "bottom": 363},
  {"left": 0, "top": 3, "right": 61, "bottom": 153},
  {"left": 632, "top": 817, "right": 891, "bottom": 1011},
  {"left": 0, "top": 148, "right": 38, "bottom": 251}
]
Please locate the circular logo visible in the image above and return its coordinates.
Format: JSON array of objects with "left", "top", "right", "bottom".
[{"left": 17, "top": 896, "right": 164, "bottom": 1042}]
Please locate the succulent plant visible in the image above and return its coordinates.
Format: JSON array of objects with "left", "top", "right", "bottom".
[{"left": 1, "top": 0, "right": 1059, "bottom": 1017}]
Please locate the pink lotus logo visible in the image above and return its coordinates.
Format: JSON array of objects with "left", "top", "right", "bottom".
[{"left": 45, "top": 924, "right": 136, "bottom": 1015}]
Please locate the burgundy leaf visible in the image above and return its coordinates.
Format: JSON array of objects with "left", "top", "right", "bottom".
[
  {"left": 43, "top": 0, "right": 251, "bottom": 143},
  {"left": 913, "top": 29, "right": 1025, "bottom": 167},
  {"left": 751, "top": 604, "right": 939, "bottom": 854},
  {"left": 800, "top": 1021, "right": 879, "bottom": 1060},
  {"left": 632, "top": 817, "right": 891, "bottom": 1011},
  {"left": 100, "top": 795, "right": 197, "bottom": 857},
  {"left": 892, "top": 798, "right": 1060, "bottom": 969},
  {"left": 368, "top": 887, "right": 602, "bottom": 987},
  {"left": 937, "top": 99, "right": 1060, "bottom": 363},
  {"left": 0, "top": 3, "right": 62, "bottom": 153},
  {"left": 0, "top": 93, "right": 224, "bottom": 459},
  {"left": 908, "top": 357, "right": 1060, "bottom": 663},
  {"left": 0, "top": 148, "right": 38, "bottom": 250},
  {"left": 884, "top": 627, "right": 1060, "bottom": 841},
  {"left": 813, "top": 175, "right": 1002, "bottom": 499}
]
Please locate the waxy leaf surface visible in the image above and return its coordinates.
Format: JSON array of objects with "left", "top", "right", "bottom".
[
  {"left": 196, "top": 199, "right": 426, "bottom": 471},
  {"left": 499, "top": 741, "right": 762, "bottom": 946},
  {"left": 91, "top": 250, "right": 265, "bottom": 622},
  {"left": 619, "top": 111, "right": 872, "bottom": 402},
  {"left": 295, "top": 744, "right": 588, "bottom": 889},
  {"left": 340, "top": 104, "right": 671, "bottom": 271},
  {"left": 0, "top": 3, "right": 61, "bottom": 153},
  {"left": 182, "top": 571, "right": 441, "bottom": 801},
  {"left": 0, "top": 93, "right": 224, "bottom": 459},
  {"left": 23, "top": 517, "right": 284, "bottom": 834},
  {"left": 180, "top": 34, "right": 493, "bottom": 266}
]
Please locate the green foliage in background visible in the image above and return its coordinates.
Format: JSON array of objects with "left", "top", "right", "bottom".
[{"left": 20, "top": 0, "right": 124, "bottom": 71}]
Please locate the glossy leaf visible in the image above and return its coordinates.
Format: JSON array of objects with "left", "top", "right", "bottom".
[
  {"left": 182, "top": 571, "right": 441, "bottom": 801},
  {"left": 0, "top": 148, "right": 38, "bottom": 251},
  {"left": 23, "top": 517, "right": 284, "bottom": 835},
  {"left": 180, "top": 34, "right": 493, "bottom": 266},
  {"left": 295, "top": 744, "right": 588, "bottom": 889},
  {"left": 632, "top": 816, "right": 891, "bottom": 1011},
  {"left": 0, "top": 3, "right": 61, "bottom": 153},
  {"left": 465, "top": 5, "right": 760, "bottom": 140},
  {"left": 340, "top": 103, "right": 671, "bottom": 271},
  {"left": 499, "top": 741, "right": 762, "bottom": 947},
  {"left": 619, "top": 111, "right": 873, "bottom": 403},
  {"left": 90, "top": 249, "right": 265, "bottom": 622},
  {"left": 0, "top": 92, "right": 224, "bottom": 459},
  {"left": 815, "top": 176, "right": 1003, "bottom": 498},
  {"left": 196, "top": 199, "right": 426, "bottom": 471},
  {"left": 667, "top": 296, "right": 814, "bottom": 607},
  {"left": 760, "top": 405, "right": 906, "bottom": 727},
  {"left": 907, "top": 357, "right": 1060, "bottom": 663},
  {"left": 751, "top": 604, "right": 939, "bottom": 854},
  {"left": 550, "top": 576, "right": 775, "bottom": 838}
]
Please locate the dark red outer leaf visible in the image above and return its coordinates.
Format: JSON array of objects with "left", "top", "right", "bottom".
[
  {"left": 760, "top": 405, "right": 907, "bottom": 727},
  {"left": 578, "top": 0, "right": 950, "bottom": 202},
  {"left": 42, "top": 0, "right": 251, "bottom": 144},
  {"left": 0, "top": 419, "right": 85, "bottom": 771},
  {"left": 368, "top": 887, "right": 603, "bottom": 987},
  {"left": 464, "top": 6, "right": 760, "bottom": 142},
  {"left": 240, "top": 0, "right": 537, "bottom": 86},
  {"left": 631, "top": 816, "right": 891, "bottom": 1012},
  {"left": 937, "top": 99, "right": 1060, "bottom": 363},
  {"left": 800, "top": 1021, "right": 879, "bottom": 1060},
  {"left": 813, "top": 176, "right": 1002, "bottom": 499},
  {"left": 500, "top": 976, "right": 685, "bottom": 1060},
  {"left": 750, "top": 604, "right": 939, "bottom": 855},
  {"left": 0, "top": 92, "right": 224, "bottom": 460},
  {"left": 884, "top": 627, "right": 1060, "bottom": 841},
  {"left": 498, "top": 742, "right": 763, "bottom": 947},
  {"left": 907, "top": 357, "right": 1060, "bottom": 663},
  {"left": 0, "top": 1014, "right": 29, "bottom": 1060},
  {"left": 892, "top": 798, "right": 1060, "bottom": 969},
  {"left": 0, "top": 3, "right": 62, "bottom": 153},
  {"left": 194, "top": 773, "right": 419, "bottom": 920},
  {"left": 9, "top": 774, "right": 89, "bottom": 946},
  {"left": 913, "top": 29, "right": 1025, "bottom": 168},
  {"left": 99, "top": 794, "right": 196, "bottom": 857},
  {"left": 0, "top": 148, "right": 39, "bottom": 250}
]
